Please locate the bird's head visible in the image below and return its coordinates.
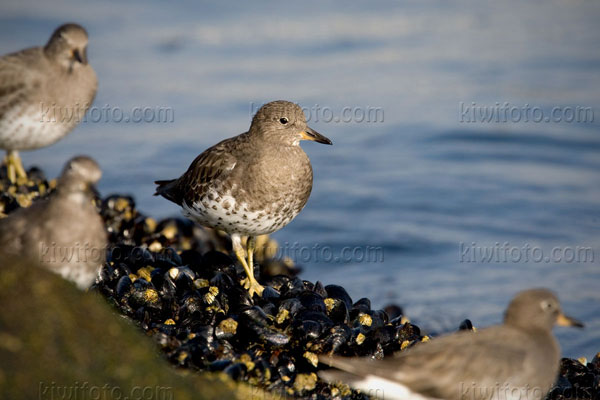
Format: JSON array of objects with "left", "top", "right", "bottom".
[
  {"left": 250, "top": 100, "right": 332, "bottom": 147},
  {"left": 44, "top": 23, "right": 90, "bottom": 72},
  {"left": 504, "top": 288, "right": 583, "bottom": 332},
  {"left": 58, "top": 156, "right": 102, "bottom": 193}
]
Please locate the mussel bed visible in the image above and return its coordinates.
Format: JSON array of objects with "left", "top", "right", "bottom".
[{"left": 1, "top": 166, "right": 599, "bottom": 399}]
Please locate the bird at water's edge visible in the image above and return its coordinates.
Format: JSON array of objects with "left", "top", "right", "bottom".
[
  {"left": 155, "top": 100, "right": 332, "bottom": 297},
  {"left": 0, "top": 23, "right": 97, "bottom": 183},
  {"left": 319, "top": 289, "right": 584, "bottom": 400},
  {"left": 0, "top": 156, "right": 107, "bottom": 289}
]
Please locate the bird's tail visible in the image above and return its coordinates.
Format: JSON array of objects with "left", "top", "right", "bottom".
[
  {"left": 154, "top": 179, "right": 182, "bottom": 205},
  {"left": 319, "top": 355, "right": 416, "bottom": 400}
]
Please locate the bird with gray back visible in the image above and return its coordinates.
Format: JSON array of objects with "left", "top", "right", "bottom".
[
  {"left": 0, "top": 156, "right": 107, "bottom": 289},
  {"left": 320, "top": 289, "right": 583, "bottom": 400},
  {"left": 155, "top": 100, "right": 332, "bottom": 297},
  {"left": 0, "top": 23, "right": 97, "bottom": 183}
]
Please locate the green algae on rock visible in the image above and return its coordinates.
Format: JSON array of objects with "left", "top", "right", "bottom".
[{"left": 0, "top": 259, "right": 260, "bottom": 400}]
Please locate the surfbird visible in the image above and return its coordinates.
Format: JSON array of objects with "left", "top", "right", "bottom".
[
  {"left": 155, "top": 100, "right": 332, "bottom": 297},
  {"left": 320, "top": 289, "right": 583, "bottom": 400},
  {"left": 0, "top": 23, "right": 97, "bottom": 183},
  {"left": 0, "top": 156, "right": 107, "bottom": 289}
]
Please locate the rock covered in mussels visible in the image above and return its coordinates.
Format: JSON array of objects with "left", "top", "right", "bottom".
[
  {"left": 0, "top": 165, "right": 53, "bottom": 215},
  {"left": 1, "top": 165, "right": 597, "bottom": 400},
  {"left": 90, "top": 192, "right": 425, "bottom": 398}
]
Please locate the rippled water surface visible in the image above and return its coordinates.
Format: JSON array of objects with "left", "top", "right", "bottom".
[{"left": 1, "top": 0, "right": 599, "bottom": 357}]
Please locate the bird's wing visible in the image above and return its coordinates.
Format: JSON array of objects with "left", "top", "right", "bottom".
[
  {"left": 0, "top": 216, "right": 26, "bottom": 256},
  {"left": 0, "top": 48, "right": 43, "bottom": 117},
  {"left": 0, "top": 202, "right": 44, "bottom": 257},
  {"left": 320, "top": 328, "right": 528, "bottom": 400},
  {"left": 155, "top": 135, "right": 243, "bottom": 206}
]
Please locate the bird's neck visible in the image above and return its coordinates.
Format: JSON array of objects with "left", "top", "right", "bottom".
[
  {"left": 43, "top": 40, "right": 62, "bottom": 61},
  {"left": 249, "top": 128, "right": 299, "bottom": 148},
  {"left": 507, "top": 322, "right": 559, "bottom": 355},
  {"left": 56, "top": 182, "right": 94, "bottom": 206}
]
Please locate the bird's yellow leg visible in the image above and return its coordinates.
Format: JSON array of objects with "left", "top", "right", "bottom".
[
  {"left": 247, "top": 236, "right": 256, "bottom": 276},
  {"left": 246, "top": 235, "right": 264, "bottom": 296},
  {"left": 231, "top": 234, "right": 250, "bottom": 277},
  {"left": 4, "top": 152, "right": 15, "bottom": 183},
  {"left": 234, "top": 235, "right": 264, "bottom": 297},
  {"left": 5, "top": 151, "right": 27, "bottom": 184}
]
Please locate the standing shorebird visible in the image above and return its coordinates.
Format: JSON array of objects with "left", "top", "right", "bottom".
[
  {"left": 155, "top": 100, "right": 332, "bottom": 297},
  {"left": 319, "top": 289, "right": 584, "bottom": 400},
  {"left": 0, "top": 23, "right": 97, "bottom": 183},
  {"left": 0, "top": 156, "right": 107, "bottom": 289}
]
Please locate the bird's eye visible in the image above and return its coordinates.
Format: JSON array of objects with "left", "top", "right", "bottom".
[
  {"left": 540, "top": 301, "right": 553, "bottom": 310},
  {"left": 279, "top": 117, "right": 289, "bottom": 125}
]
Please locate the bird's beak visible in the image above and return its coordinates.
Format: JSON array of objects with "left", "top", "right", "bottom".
[
  {"left": 73, "top": 48, "right": 88, "bottom": 64},
  {"left": 556, "top": 312, "right": 584, "bottom": 328},
  {"left": 300, "top": 127, "right": 332, "bottom": 145}
]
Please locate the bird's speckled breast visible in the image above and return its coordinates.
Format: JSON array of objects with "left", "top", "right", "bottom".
[
  {"left": 0, "top": 50, "right": 97, "bottom": 150},
  {"left": 183, "top": 145, "right": 314, "bottom": 236}
]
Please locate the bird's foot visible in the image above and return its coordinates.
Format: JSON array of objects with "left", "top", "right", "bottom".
[{"left": 240, "top": 277, "right": 265, "bottom": 297}]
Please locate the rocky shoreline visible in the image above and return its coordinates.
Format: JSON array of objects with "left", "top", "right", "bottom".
[{"left": 1, "top": 165, "right": 599, "bottom": 399}]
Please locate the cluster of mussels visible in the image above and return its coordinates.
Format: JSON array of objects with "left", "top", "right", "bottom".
[
  {"left": 1, "top": 166, "right": 599, "bottom": 400},
  {"left": 0, "top": 166, "right": 54, "bottom": 215},
  {"left": 548, "top": 357, "right": 600, "bottom": 400},
  {"left": 93, "top": 194, "right": 423, "bottom": 398}
]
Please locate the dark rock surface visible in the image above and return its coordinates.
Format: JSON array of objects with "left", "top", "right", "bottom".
[{"left": 1, "top": 165, "right": 598, "bottom": 399}]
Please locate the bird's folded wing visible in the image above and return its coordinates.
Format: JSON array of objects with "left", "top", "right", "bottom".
[
  {"left": 320, "top": 328, "right": 527, "bottom": 400},
  {"left": 0, "top": 204, "right": 36, "bottom": 256},
  {"left": 178, "top": 136, "right": 241, "bottom": 205},
  {"left": 0, "top": 50, "right": 41, "bottom": 115}
]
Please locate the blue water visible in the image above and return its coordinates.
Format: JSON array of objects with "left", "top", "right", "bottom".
[{"left": 1, "top": 0, "right": 599, "bottom": 358}]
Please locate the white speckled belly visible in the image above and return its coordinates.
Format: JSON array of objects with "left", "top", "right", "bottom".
[
  {"left": 181, "top": 189, "right": 299, "bottom": 236},
  {"left": 0, "top": 105, "right": 76, "bottom": 150}
]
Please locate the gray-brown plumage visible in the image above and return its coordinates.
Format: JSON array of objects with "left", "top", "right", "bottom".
[
  {"left": 0, "top": 156, "right": 107, "bottom": 289},
  {"left": 0, "top": 23, "right": 97, "bottom": 183},
  {"left": 155, "top": 100, "right": 332, "bottom": 297},
  {"left": 320, "top": 289, "right": 584, "bottom": 400}
]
